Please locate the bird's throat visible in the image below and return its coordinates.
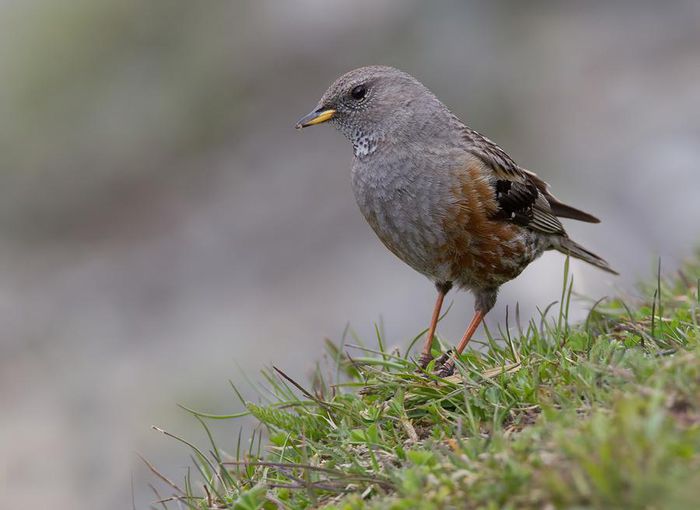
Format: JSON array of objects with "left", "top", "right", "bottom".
[{"left": 352, "top": 133, "right": 380, "bottom": 158}]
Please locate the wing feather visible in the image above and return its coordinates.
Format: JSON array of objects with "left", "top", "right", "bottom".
[{"left": 462, "top": 127, "right": 598, "bottom": 235}]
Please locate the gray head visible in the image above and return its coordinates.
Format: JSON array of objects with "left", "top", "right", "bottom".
[{"left": 296, "top": 66, "right": 455, "bottom": 156}]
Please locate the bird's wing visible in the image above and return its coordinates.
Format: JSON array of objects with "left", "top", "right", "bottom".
[{"left": 462, "top": 127, "right": 599, "bottom": 238}]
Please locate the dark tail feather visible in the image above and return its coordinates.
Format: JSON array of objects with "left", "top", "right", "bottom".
[
  {"left": 548, "top": 200, "right": 601, "bottom": 223},
  {"left": 555, "top": 238, "right": 618, "bottom": 275}
]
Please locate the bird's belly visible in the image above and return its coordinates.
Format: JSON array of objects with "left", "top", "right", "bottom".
[
  {"left": 442, "top": 227, "right": 548, "bottom": 290},
  {"left": 362, "top": 203, "right": 449, "bottom": 278}
]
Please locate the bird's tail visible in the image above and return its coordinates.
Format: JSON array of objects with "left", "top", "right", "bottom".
[{"left": 553, "top": 237, "right": 618, "bottom": 275}]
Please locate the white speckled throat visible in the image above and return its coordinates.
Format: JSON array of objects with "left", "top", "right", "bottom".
[{"left": 352, "top": 131, "right": 382, "bottom": 158}]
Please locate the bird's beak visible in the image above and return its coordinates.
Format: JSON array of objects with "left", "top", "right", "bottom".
[{"left": 295, "top": 107, "right": 336, "bottom": 129}]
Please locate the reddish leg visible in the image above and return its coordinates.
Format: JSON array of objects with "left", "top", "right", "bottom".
[
  {"left": 418, "top": 289, "right": 447, "bottom": 368},
  {"left": 437, "top": 310, "right": 486, "bottom": 377}
]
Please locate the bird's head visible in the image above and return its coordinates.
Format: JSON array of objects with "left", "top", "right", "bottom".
[{"left": 296, "top": 66, "right": 448, "bottom": 156}]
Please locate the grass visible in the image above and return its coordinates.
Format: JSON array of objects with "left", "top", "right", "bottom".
[{"left": 146, "top": 254, "right": 700, "bottom": 509}]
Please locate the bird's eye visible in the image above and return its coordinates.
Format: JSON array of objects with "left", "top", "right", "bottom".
[{"left": 350, "top": 84, "right": 367, "bottom": 100}]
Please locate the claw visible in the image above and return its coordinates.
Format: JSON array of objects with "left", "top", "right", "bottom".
[
  {"left": 433, "top": 350, "right": 455, "bottom": 377},
  {"left": 416, "top": 352, "right": 434, "bottom": 370},
  {"left": 435, "top": 362, "right": 455, "bottom": 378},
  {"left": 434, "top": 350, "right": 452, "bottom": 366}
]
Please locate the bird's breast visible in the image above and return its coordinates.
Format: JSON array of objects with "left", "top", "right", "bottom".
[{"left": 350, "top": 153, "right": 455, "bottom": 279}]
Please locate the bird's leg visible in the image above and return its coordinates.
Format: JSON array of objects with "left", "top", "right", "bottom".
[
  {"left": 417, "top": 292, "right": 446, "bottom": 368},
  {"left": 417, "top": 282, "right": 452, "bottom": 369},
  {"left": 436, "top": 309, "right": 485, "bottom": 377}
]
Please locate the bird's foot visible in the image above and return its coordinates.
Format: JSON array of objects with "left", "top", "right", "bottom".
[
  {"left": 435, "top": 362, "right": 455, "bottom": 378},
  {"left": 433, "top": 350, "right": 455, "bottom": 377},
  {"left": 434, "top": 350, "right": 451, "bottom": 366}
]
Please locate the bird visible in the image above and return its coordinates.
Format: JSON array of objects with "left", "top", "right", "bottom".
[{"left": 296, "top": 65, "right": 616, "bottom": 376}]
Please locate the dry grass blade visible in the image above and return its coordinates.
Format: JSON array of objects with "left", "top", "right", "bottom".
[{"left": 136, "top": 452, "right": 185, "bottom": 495}]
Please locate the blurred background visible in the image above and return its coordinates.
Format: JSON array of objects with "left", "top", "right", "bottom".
[{"left": 1, "top": 0, "right": 698, "bottom": 508}]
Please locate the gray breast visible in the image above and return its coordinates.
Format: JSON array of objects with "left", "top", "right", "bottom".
[{"left": 350, "top": 148, "right": 463, "bottom": 281}]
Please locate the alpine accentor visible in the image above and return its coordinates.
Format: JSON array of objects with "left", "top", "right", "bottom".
[{"left": 296, "top": 66, "right": 616, "bottom": 376}]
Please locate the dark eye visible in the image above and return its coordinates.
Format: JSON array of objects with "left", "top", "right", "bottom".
[{"left": 350, "top": 84, "right": 367, "bottom": 100}]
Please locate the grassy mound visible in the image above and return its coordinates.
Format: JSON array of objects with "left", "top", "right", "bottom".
[{"left": 147, "top": 256, "right": 700, "bottom": 509}]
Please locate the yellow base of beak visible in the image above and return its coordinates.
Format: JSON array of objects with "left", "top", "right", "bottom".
[{"left": 295, "top": 108, "right": 336, "bottom": 129}]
